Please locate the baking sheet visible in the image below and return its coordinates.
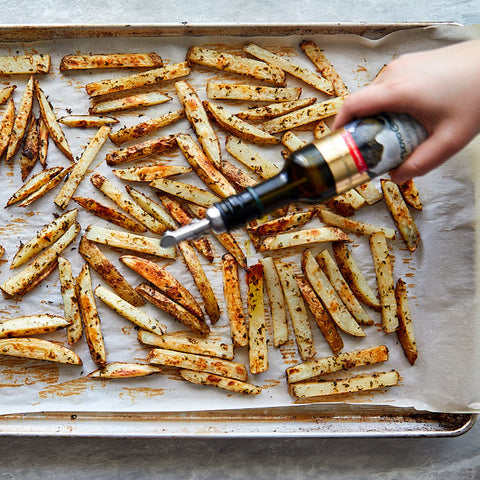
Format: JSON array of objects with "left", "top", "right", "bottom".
[{"left": 0, "top": 24, "right": 478, "bottom": 416}]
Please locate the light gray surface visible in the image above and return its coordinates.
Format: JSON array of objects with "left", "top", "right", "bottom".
[{"left": 0, "top": 1, "right": 480, "bottom": 479}]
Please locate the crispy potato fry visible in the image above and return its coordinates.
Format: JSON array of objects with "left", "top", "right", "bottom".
[
  {"left": 109, "top": 109, "right": 185, "bottom": 145},
  {"left": 58, "top": 115, "right": 119, "bottom": 127},
  {"left": 136, "top": 283, "right": 209, "bottom": 335},
  {"left": 355, "top": 181, "right": 383, "bottom": 205},
  {"left": 281, "top": 131, "right": 306, "bottom": 152},
  {"left": 75, "top": 264, "right": 107, "bottom": 366},
  {"left": 87, "top": 362, "right": 161, "bottom": 378},
  {"left": 179, "top": 369, "right": 261, "bottom": 395},
  {"left": 84, "top": 224, "right": 176, "bottom": 258},
  {"left": 0, "top": 314, "right": 69, "bottom": 339},
  {"left": 0, "top": 338, "right": 81, "bottom": 365},
  {"left": 325, "top": 190, "right": 366, "bottom": 217},
  {"left": 218, "top": 159, "right": 258, "bottom": 190},
  {"left": 204, "top": 101, "right": 280, "bottom": 145},
  {"left": 313, "top": 120, "right": 331, "bottom": 139},
  {"left": 395, "top": 278, "right": 418, "bottom": 365},
  {"left": 86, "top": 62, "right": 190, "bottom": 97},
  {"left": 61, "top": 53, "right": 163, "bottom": 70},
  {"left": 236, "top": 97, "right": 317, "bottom": 122},
  {"left": 243, "top": 43, "right": 334, "bottom": 95},
  {"left": 113, "top": 164, "right": 191, "bottom": 182},
  {"left": 286, "top": 345, "right": 389, "bottom": 383},
  {"left": 398, "top": 179, "right": 422, "bottom": 210},
  {"left": 10, "top": 208, "right": 78, "bottom": 269},
  {"left": 369, "top": 232, "right": 398, "bottom": 333},
  {"left": 94, "top": 285, "right": 166, "bottom": 334},
  {"left": 105, "top": 134, "right": 177, "bottom": 166},
  {"left": 0, "top": 98, "right": 15, "bottom": 159},
  {"left": 186, "top": 46, "right": 285, "bottom": 86},
  {"left": 14, "top": 260, "right": 58, "bottom": 297},
  {"left": 54, "top": 126, "right": 110, "bottom": 209},
  {"left": 89, "top": 91, "right": 171, "bottom": 114},
  {"left": 222, "top": 253, "right": 248, "bottom": 348},
  {"left": 20, "top": 116, "right": 39, "bottom": 181},
  {"left": 290, "top": 370, "right": 399, "bottom": 398},
  {"left": 37, "top": 116, "right": 48, "bottom": 168},
  {"left": 148, "top": 347, "right": 247, "bottom": 381},
  {"left": 150, "top": 178, "right": 220, "bottom": 207},
  {"left": 247, "top": 211, "right": 314, "bottom": 236},
  {"left": 58, "top": 256, "right": 83, "bottom": 345},
  {"left": 331, "top": 241, "right": 381, "bottom": 311},
  {"left": 0, "top": 85, "right": 16, "bottom": 104},
  {"left": 301, "top": 250, "right": 365, "bottom": 337},
  {"left": 138, "top": 330, "right": 234, "bottom": 360},
  {"left": 206, "top": 83, "right": 301, "bottom": 102},
  {"left": 381, "top": 179, "right": 420, "bottom": 252},
  {"left": 0, "top": 54, "right": 50, "bottom": 74}
]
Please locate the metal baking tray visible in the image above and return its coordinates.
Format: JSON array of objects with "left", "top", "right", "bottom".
[{"left": 0, "top": 22, "right": 474, "bottom": 438}]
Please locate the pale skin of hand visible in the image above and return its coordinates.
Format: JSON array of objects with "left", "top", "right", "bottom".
[{"left": 332, "top": 39, "right": 480, "bottom": 184}]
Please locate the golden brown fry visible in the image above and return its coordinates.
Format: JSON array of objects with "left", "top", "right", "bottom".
[
  {"left": 247, "top": 211, "right": 314, "bottom": 236},
  {"left": 0, "top": 85, "right": 16, "bottom": 104},
  {"left": 0, "top": 314, "right": 69, "bottom": 339},
  {"left": 281, "top": 130, "right": 306, "bottom": 152},
  {"left": 206, "top": 83, "right": 301, "bottom": 102},
  {"left": 87, "top": 362, "right": 161, "bottom": 379},
  {"left": 20, "top": 116, "right": 39, "bottom": 181},
  {"left": 398, "top": 179, "right": 423, "bottom": 210},
  {"left": 113, "top": 164, "right": 191, "bottom": 182},
  {"left": 89, "top": 91, "right": 171, "bottom": 114},
  {"left": 355, "top": 181, "right": 383, "bottom": 205},
  {"left": 236, "top": 97, "right": 317, "bottom": 122},
  {"left": 37, "top": 116, "right": 48, "bottom": 168},
  {"left": 313, "top": 120, "right": 331, "bottom": 139},
  {"left": 0, "top": 98, "right": 15, "bottom": 159},
  {"left": 151, "top": 178, "right": 220, "bottom": 208},
  {"left": 325, "top": 190, "right": 366, "bottom": 217},
  {"left": 61, "top": 52, "right": 163, "bottom": 70},
  {"left": 395, "top": 278, "right": 418, "bottom": 365},
  {"left": 58, "top": 115, "right": 119, "bottom": 128},
  {"left": 218, "top": 159, "right": 258, "bottom": 190},
  {"left": 0, "top": 55, "right": 50, "bottom": 74}
]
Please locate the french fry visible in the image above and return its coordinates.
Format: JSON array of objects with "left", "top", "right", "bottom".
[
  {"left": 316, "top": 250, "right": 373, "bottom": 326},
  {"left": 317, "top": 205, "right": 396, "bottom": 239},
  {"left": 286, "top": 345, "right": 389, "bottom": 383},
  {"left": 87, "top": 362, "right": 161, "bottom": 379},
  {"left": 204, "top": 101, "right": 280, "bottom": 145},
  {"left": 246, "top": 263, "right": 268, "bottom": 374},
  {"left": 0, "top": 98, "right": 15, "bottom": 159},
  {"left": 6, "top": 76, "right": 34, "bottom": 162},
  {"left": 179, "top": 369, "right": 261, "bottom": 395},
  {"left": 37, "top": 116, "right": 48, "bottom": 168},
  {"left": 296, "top": 277, "right": 343, "bottom": 355},
  {"left": 138, "top": 330, "right": 234, "bottom": 360},
  {"left": 75, "top": 264, "right": 107, "bottom": 366},
  {"left": 218, "top": 159, "right": 258, "bottom": 190},
  {"left": 331, "top": 241, "right": 381, "bottom": 311},
  {"left": 105, "top": 134, "right": 177, "bottom": 166},
  {"left": 395, "top": 278, "right": 418, "bottom": 365},
  {"left": 0, "top": 245, "right": 4, "bottom": 259},
  {"left": 89, "top": 91, "right": 171, "bottom": 114},
  {"left": 14, "top": 260, "right": 58, "bottom": 297},
  {"left": 58, "top": 256, "right": 83, "bottom": 345},
  {"left": 247, "top": 210, "right": 314, "bottom": 236},
  {"left": 261, "top": 96, "right": 344, "bottom": 134},
  {"left": 109, "top": 109, "right": 185, "bottom": 145},
  {"left": 94, "top": 285, "right": 166, "bottom": 334},
  {"left": 58, "top": 115, "right": 119, "bottom": 127},
  {"left": 0, "top": 314, "right": 69, "bottom": 339},
  {"left": 206, "top": 83, "right": 301, "bottom": 102},
  {"left": 290, "top": 370, "right": 399, "bottom": 398},
  {"left": 0, "top": 55, "right": 50, "bottom": 74},
  {"left": 259, "top": 256, "right": 288, "bottom": 347},
  {"left": 0, "top": 85, "right": 16, "bottom": 104},
  {"left": 313, "top": 120, "right": 330, "bottom": 139},
  {"left": 150, "top": 178, "right": 220, "bottom": 207},
  {"left": 369, "top": 232, "right": 398, "bottom": 333},
  {"left": 175, "top": 80, "right": 222, "bottom": 168},
  {"left": 136, "top": 283, "right": 210, "bottom": 335},
  {"left": 398, "top": 179, "right": 422, "bottom": 210},
  {"left": 259, "top": 227, "right": 350, "bottom": 252},
  {"left": 86, "top": 62, "right": 191, "bottom": 97},
  {"left": 243, "top": 43, "right": 334, "bottom": 95},
  {"left": 275, "top": 261, "right": 315, "bottom": 360},
  {"left": 222, "top": 253, "right": 248, "bottom": 347},
  {"left": 236, "top": 97, "right": 317, "bottom": 121},
  {"left": 20, "top": 116, "right": 39, "bottom": 181},
  {"left": 225, "top": 136, "right": 280, "bottom": 179},
  {"left": 113, "top": 164, "right": 191, "bottom": 182},
  {"left": 0, "top": 338, "right": 82, "bottom": 365},
  {"left": 120, "top": 254, "right": 204, "bottom": 320},
  {"left": 10, "top": 208, "right": 78, "bottom": 269},
  {"left": 355, "top": 181, "right": 383, "bottom": 205},
  {"left": 84, "top": 225, "right": 176, "bottom": 259},
  {"left": 281, "top": 131, "right": 306, "bottom": 152},
  {"left": 301, "top": 250, "right": 365, "bottom": 337},
  {"left": 54, "top": 126, "right": 110, "bottom": 209},
  {"left": 381, "top": 179, "right": 420, "bottom": 252},
  {"left": 186, "top": 46, "right": 286, "bottom": 86},
  {"left": 60, "top": 52, "right": 163, "bottom": 70},
  {"left": 35, "top": 80, "right": 73, "bottom": 161},
  {"left": 325, "top": 190, "right": 366, "bottom": 217},
  {"left": 0, "top": 222, "right": 80, "bottom": 297},
  {"left": 299, "top": 40, "right": 349, "bottom": 96},
  {"left": 147, "top": 347, "right": 248, "bottom": 381}
]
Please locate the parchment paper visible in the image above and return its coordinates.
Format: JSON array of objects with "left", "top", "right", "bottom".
[{"left": 0, "top": 24, "right": 478, "bottom": 415}]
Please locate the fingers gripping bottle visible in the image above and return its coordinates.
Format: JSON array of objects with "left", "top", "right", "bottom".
[{"left": 160, "top": 113, "right": 427, "bottom": 248}]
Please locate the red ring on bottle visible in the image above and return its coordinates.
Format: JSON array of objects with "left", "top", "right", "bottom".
[{"left": 341, "top": 130, "right": 367, "bottom": 173}]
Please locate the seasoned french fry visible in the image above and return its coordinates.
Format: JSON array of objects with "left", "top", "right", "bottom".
[
  {"left": 222, "top": 253, "right": 248, "bottom": 347},
  {"left": 94, "top": 285, "right": 166, "bottom": 334},
  {"left": 58, "top": 115, "right": 119, "bottom": 128},
  {"left": 14, "top": 260, "right": 58, "bottom": 297},
  {"left": 58, "top": 256, "right": 83, "bottom": 345},
  {"left": 395, "top": 278, "right": 418, "bottom": 365},
  {"left": 20, "top": 116, "right": 39, "bottom": 181},
  {"left": 0, "top": 98, "right": 15, "bottom": 159},
  {"left": 398, "top": 179, "right": 422, "bottom": 210},
  {"left": 247, "top": 211, "right": 314, "bottom": 236},
  {"left": 286, "top": 345, "right": 389, "bottom": 383},
  {"left": 355, "top": 181, "right": 383, "bottom": 205},
  {"left": 207, "top": 83, "right": 301, "bottom": 102},
  {"left": 236, "top": 97, "right": 317, "bottom": 122},
  {"left": 150, "top": 178, "right": 220, "bottom": 207},
  {"left": 37, "top": 116, "right": 48, "bottom": 168},
  {"left": 113, "top": 164, "right": 191, "bottom": 182},
  {"left": 84, "top": 225, "right": 176, "bottom": 259},
  {"left": 179, "top": 369, "right": 261, "bottom": 395},
  {"left": 0, "top": 85, "right": 16, "bottom": 104},
  {"left": 75, "top": 264, "right": 106, "bottom": 366},
  {"left": 86, "top": 62, "right": 191, "bottom": 97},
  {"left": 281, "top": 131, "right": 306, "bottom": 152},
  {"left": 218, "top": 159, "right": 258, "bottom": 190},
  {"left": 61, "top": 52, "right": 163, "bottom": 70},
  {"left": 87, "top": 362, "right": 161, "bottom": 379},
  {"left": 313, "top": 120, "right": 331, "bottom": 139},
  {"left": 301, "top": 250, "right": 365, "bottom": 337},
  {"left": 54, "top": 126, "right": 110, "bottom": 209},
  {"left": 369, "top": 232, "right": 398, "bottom": 333},
  {"left": 243, "top": 43, "right": 334, "bottom": 95},
  {"left": 325, "top": 190, "right": 366, "bottom": 217},
  {"left": 186, "top": 46, "right": 285, "bottom": 86},
  {"left": 0, "top": 338, "right": 81, "bottom": 365},
  {"left": 89, "top": 91, "right": 171, "bottom": 114},
  {"left": 0, "top": 55, "right": 50, "bottom": 74},
  {"left": 0, "top": 314, "right": 69, "bottom": 339},
  {"left": 290, "top": 370, "right": 399, "bottom": 398},
  {"left": 204, "top": 101, "right": 280, "bottom": 145}
]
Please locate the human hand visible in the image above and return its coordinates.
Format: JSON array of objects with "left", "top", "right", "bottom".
[{"left": 332, "top": 39, "right": 480, "bottom": 183}]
